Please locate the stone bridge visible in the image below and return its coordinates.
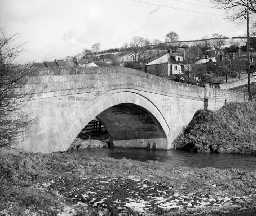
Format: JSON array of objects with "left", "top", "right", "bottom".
[{"left": 13, "top": 67, "right": 246, "bottom": 153}]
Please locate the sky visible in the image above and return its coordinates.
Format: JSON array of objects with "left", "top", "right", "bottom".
[{"left": 0, "top": 0, "right": 248, "bottom": 63}]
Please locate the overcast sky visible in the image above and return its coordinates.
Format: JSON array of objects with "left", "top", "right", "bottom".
[{"left": 0, "top": 0, "right": 247, "bottom": 63}]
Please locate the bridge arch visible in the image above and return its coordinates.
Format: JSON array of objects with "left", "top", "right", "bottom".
[{"left": 68, "top": 90, "right": 171, "bottom": 150}]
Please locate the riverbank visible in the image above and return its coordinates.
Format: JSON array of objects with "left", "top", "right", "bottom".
[
  {"left": 174, "top": 102, "right": 256, "bottom": 154},
  {"left": 1, "top": 147, "right": 256, "bottom": 215}
]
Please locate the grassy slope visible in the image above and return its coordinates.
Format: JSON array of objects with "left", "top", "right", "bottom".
[{"left": 175, "top": 102, "right": 256, "bottom": 154}]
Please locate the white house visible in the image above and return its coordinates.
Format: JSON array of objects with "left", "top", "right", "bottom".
[{"left": 146, "top": 54, "right": 183, "bottom": 75}]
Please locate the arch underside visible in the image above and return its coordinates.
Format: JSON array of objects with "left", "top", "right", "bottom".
[
  {"left": 71, "top": 90, "right": 171, "bottom": 150},
  {"left": 97, "top": 103, "right": 166, "bottom": 140}
]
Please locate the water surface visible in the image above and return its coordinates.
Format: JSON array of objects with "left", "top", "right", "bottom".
[{"left": 87, "top": 148, "right": 256, "bottom": 170}]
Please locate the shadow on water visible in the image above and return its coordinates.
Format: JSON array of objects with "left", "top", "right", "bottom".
[{"left": 104, "top": 148, "right": 256, "bottom": 170}]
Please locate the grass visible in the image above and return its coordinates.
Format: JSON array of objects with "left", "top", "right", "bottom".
[{"left": 0, "top": 147, "right": 256, "bottom": 215}]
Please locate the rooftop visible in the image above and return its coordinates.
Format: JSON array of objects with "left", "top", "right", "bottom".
[{"left": 146, "top": 54, "right": 182, "bottom": 66}]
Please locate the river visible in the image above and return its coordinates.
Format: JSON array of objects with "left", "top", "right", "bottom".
[{"left": 85, "top": 148, "right": 256, "bottom": 170}]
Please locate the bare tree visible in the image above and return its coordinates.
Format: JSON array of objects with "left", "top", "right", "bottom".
[
  {"left": 128, "top": 36, "right": 150, "bottom": 62},
  {"left": 211, "top": 0, "right": 256, "bottom": 19},
  {"left": 91, "top": 42, "right": 101, "bottom": 53},
  {"left": 198, "top": 37, "right": 212, "bottom": 56},
  {"left": 81, "top": 49, "right": 93, "bottom": 61},
  {"left": 0, "top": 32, "right": 35, "bottom": 147},
  {"left": 210, "top": 33, "right": 227, "bottom": 50},
  {"left": 165, "top": 31, "right": 179, "bottom": 43},
  {"left": 82, "top": 49, "right": 92, "bottom": 56}
]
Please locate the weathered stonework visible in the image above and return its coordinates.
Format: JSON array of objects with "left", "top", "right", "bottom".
[{"left": 12, "top": 67, "right": 246, "bottom": 153}]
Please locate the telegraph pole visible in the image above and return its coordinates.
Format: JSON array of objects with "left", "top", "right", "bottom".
[{"left": 247, "top": 0, "right": 252, "bottom": 100}]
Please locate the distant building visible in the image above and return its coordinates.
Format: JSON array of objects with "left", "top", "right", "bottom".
[{"left": 146, "top": 53, "right": 183, "bottom": 77}]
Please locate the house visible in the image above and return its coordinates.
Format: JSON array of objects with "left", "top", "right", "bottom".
[{"left": 145, "top": 53, "right": 183, "bottom": 77}]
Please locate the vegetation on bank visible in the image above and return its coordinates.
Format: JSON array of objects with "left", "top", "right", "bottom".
[
  {"left": 0, "top": 32, "right": 36, "bottom": 148},
  {"left": 0, "top": 148, "right": 256, "bottom": 216},
  {"left": 175, "top": 102, "right": 256, "bottom": 154}
]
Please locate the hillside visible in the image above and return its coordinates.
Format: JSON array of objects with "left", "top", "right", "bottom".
[{"left": 174, "top": 102, "right": 256, "bottom": 154}]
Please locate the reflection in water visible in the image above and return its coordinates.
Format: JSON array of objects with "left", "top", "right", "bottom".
[{"left": 96, "top": 148, "right": 256, "bottom": 170}]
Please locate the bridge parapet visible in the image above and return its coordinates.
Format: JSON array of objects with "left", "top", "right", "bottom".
[{"left": 16, "top": 66, "right": 245, "bottom": 107}]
